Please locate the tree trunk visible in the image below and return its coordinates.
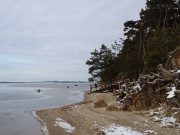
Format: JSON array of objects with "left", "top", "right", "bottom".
[
  {"left": 163, "top": 7, "right": 168, "bottom": 29},
  {"left": 139, "top": 20, "right": 142, "bottom": 56},
  {"left": 172, "top": 1, "right": 180, "bottom": 30},
  {"left": 158, "top": 0, "right": 163, "bottom": 26},
  {"left": 175, "top": 90, "right": 180, "bottom": 94}
]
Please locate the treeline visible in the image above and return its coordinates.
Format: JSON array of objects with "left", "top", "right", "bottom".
[{"left": 86, "top": 0, "right": 180, "bottom": 83}]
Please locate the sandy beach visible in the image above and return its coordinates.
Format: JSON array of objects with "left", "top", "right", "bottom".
[{"left": 36, "top": 91, "right": 180, "bottom": 135}]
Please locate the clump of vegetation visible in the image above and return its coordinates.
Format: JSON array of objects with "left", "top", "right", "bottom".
[
  {"left": 94, "top": 99, "right": 108, "bottom": 108},
  {"left": 106, "top": 105, "right": 121, "bottom": 111},
  {"left": 96, "top": 131, "right": 106, "bottom": 135}
]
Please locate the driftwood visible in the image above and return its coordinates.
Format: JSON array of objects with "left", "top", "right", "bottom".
[
  {"left": 166, "top": 46, "right": 180, "bottom": 70},
  {"left": 150, "top": 72, "right": 163, "bottom": 79},
  {"left": 172, "top": 108, "right": 180, "bottom": 111},
  {"left": 149, "top": 79, "right": 158, "bottom": 85},
  {"left": 156, "top": 83, "right": 171, "bottom": 92},
  {"left": 175, "top": 90, "right": 180, "bottom": 94},
  {"left": 175, "top": 79, "right": 180, "bottom": 89},
  {"left": 118, "top": 47, "right": 180, "bottom": 111},
  {"left": 138, "top": 74, "right": 151, "bottom": 83},
  {"left": 158, "top": 64, "right": 179, "bottom": 81},
  {"left": 89, "top": 47, "right": 180, "bottom": 111}
]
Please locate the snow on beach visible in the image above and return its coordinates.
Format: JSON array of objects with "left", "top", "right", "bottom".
[
  {"left": 31, "top": 111, "right": 49, "bottom": 135},
  {"left": 100, "top": 124, "right": 143, "bottom": 135},
  {"left": 137, "top": 106, "right": 180, "bottom": 128},
  {"left": 144, "top": 130, "right": 157, "bottom": 135},
  {"left": 100, "top": 124, "right": 159, "bottom": 135},
  {"left": 54, "top": 118, "right": 75, "bottom": 133}
]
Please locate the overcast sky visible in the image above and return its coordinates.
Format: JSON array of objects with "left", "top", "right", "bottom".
[{"left": 0, "top": 0, "right": 146, "bottom": 82}]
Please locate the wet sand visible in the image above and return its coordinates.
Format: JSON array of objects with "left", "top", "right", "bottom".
[{"left": 36, "top": 92, "right": 180, "bottom": 135}]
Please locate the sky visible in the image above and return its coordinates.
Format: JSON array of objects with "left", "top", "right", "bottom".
[{"left": 0, "top": 0, "right": 146, "bottom": 82}]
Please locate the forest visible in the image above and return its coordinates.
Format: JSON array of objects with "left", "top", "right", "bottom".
[{"left": 86, "top": 0, "right": 180, "bottom": 83}]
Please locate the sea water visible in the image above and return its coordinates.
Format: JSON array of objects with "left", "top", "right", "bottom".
[{"left": 0, "top": 82, "right": 89, "bottom": 135}]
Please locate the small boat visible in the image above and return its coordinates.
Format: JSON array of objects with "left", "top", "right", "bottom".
[{"left": 74, "top": 84, "right": 78, "bottom": 86}]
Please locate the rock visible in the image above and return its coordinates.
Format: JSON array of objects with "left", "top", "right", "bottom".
[{"left": 36, "top": 89, "right": 41, "bottom": 93}]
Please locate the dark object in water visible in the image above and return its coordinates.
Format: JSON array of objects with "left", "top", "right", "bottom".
[
  {"left": 67, "top": 86, "right": 69, "bottom": 88},
  {"left": 74, "top": 84, "right": 78, "bottom": 86},
  {"left": 36, "top": 89, "right": 41, "bottom": 93}
]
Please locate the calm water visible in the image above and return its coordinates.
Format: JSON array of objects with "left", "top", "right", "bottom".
[{"left": 0, "top": 82, "right": 90, "bottom": 135}]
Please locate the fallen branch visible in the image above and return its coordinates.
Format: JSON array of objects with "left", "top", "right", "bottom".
[
  {"left": 149, "top": 79, "right": 158, "bottom": 85},
  {"left": 172, "top": 108, "right": 180, "bottom": 111},
  {"left": 175, "top": 90, "right": 180, "bottom": 94},
  {"left": 150, "top": 72, "right": 163, "bottom": 79},
  {"left": 156, "top": 83, "right": 171, "bottom": 92},
  {"left": 158, "top": 64, "right": 180, "bottom": 81}
]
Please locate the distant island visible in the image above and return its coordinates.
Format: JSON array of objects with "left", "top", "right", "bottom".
[
  {"left": 42, "top": 81, "right": 88, "bottom": 83},
  {"left": 0, "top": 81, "right": 26, "bottom": 83}
]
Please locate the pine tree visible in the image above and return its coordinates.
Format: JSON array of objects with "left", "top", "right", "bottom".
[
  {"left": 86, "top": 0, "right": 180, "bottom": 82},
  {"left": 86, "top": 44, "right": 115, "bottom": 82},
  {"left": 145, "top": 26, "right": 180, "bottom": 72}
]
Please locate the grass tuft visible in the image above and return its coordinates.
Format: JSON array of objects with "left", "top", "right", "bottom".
[
  {"left": 106, "top": 105, "right": 121, "bottom": 111},
  {"left": 94, "top": 99, "right": 107, "bottom": 108}
]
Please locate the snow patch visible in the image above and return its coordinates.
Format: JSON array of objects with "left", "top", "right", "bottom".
[
  {"left": 101, "top": 124, "right": 143, "bottom": 135},
  {"left": 133, "top": 84, "right": 142, "bottom": 92},
  {"left": 142, "top": 109, "right": 155, "bottom": 117},
  {"left": 133, "top": 121, "right": 148, "bottom": 127},
  {"left": 54, "top": 118, "right": 75, "bottom": 133},
  {"left": 74, "top": 105, "right": 79, "bottom": 108},
  {"left": 176, "top": 69, "right": 180, "bottom": 73},
  {"left": 41, "top": 126, "right": 49, "bottom": 135},
  {"left": 141, "top": 107, "right": 179, "bottom": 128},
  {"left": 72, "top": 105, "right": 79, "bottom": 109},
  {"left": 152, "top": 114, "right": 179, "bottom": 127},
  {"left": 144, "top": 130, "right": 157, "bottom": 135},
  {"left": 167, "top": 86, "right": 176, "bottom": 98},
  {"left": 161, "top": 116, "right": 177, "bottom": 127},
  {"left": 153, "top": 116, "right": 161, "bottom": 122},
  {"left": 134, "top": 121, "right": 139, "bottom": 125}
]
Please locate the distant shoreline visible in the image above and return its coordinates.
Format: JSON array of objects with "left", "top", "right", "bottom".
[
  {"left": 0, "top": 82, "right": 26, "bottom": 83},
  {"left": 0, "top": 81, "right": 89, "bottom": 83}
]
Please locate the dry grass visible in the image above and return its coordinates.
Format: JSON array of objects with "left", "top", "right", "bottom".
[
  {"left": 106, "top": 105, "right": 121, "bottom": 111},
  {"left": 94, "top": 99, "right": 108, "bottom": 108}
]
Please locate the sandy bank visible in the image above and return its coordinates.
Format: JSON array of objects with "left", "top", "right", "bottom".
[{"left": 36, "top": 92, "right": 180, "bottom": 135}]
